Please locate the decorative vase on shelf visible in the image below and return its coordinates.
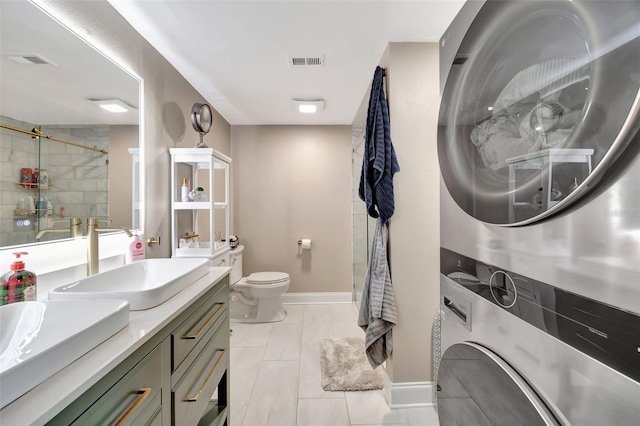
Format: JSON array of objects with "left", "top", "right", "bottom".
[{"left": 188, "top": 187, "right": 206, "bottom": 201}]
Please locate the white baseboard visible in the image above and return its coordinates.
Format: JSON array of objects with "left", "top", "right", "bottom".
[
  {"left": 384, "top": 372, "right": 435, "bottom": 408},
  {"left": 282, "top": 292, "right": 352, "bottom": 304}
]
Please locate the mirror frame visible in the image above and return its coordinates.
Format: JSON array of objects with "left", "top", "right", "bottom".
[{"left": 191, "top": 103, "right": 213, "bottom": 134}]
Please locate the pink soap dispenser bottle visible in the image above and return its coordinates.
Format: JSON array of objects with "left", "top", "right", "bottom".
[
  {"left": 125, "top": 232, "right": 146, "bottom": 264},
  {"left": 1, "top": 252, "right": 37, "bottom": 305}
]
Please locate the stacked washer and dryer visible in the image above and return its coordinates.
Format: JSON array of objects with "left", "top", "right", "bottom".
[{"left": 437, "top": 1, "right": 640, "bottom": 425}]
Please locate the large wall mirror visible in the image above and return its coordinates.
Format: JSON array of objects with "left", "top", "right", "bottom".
[{"left": 0, "top": 0, "right": 142, "bottom": 248}]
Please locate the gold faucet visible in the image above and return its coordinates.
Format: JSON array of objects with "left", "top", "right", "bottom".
[
  {"left": 35, "top": 217, "right": 83, "bottom": 240},
  {"left": 87, "top": 217, "right": 132, "bottom": 276}
]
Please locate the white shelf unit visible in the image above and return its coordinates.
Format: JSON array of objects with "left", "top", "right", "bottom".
[
  {"left": 506, "top": 148, "right": 594, "bottom": 222},
  {"left": 170, "top": 148, "right": 231, "bottom": 259}
]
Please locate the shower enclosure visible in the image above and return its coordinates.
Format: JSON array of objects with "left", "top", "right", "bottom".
[
  {"left": 0, "top": 119, "right": 114, "bottom": 247},
  {"left": 351, "top": 128, "right": 376, "bottom": 309}
]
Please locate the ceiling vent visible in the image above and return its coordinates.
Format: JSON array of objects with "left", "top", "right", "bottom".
[
  {"left": 288, "top": 55, "right": 324, "bottom": 67},
  {"left": 4, "top": 54, "right": 56, "bottom": 66}
]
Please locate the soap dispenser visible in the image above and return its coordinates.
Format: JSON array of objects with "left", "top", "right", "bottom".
[
  {"left": 1, "top": 252, "right": 37, "bottom": 306},
  {"left": 125, "top": 232, "right": 146, "bottom": 264}
]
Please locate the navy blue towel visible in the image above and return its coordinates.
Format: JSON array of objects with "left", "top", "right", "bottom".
[{"left": 358, "top": 66, "right": 400, "bottom": 225}]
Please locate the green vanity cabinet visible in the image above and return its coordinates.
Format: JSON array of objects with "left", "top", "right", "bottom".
[
  {"left": 48, "top": 276, "right": 229, "bottom": 426},
  {"left": 171, "top": 276, "right": 230, "bottom": 426},
  {"left": 71, "top": 342, "right": 167, "bottom": 426}
]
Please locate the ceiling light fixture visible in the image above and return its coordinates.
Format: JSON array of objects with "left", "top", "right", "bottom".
[
  {"left": 291, "top": 99, "right": 325, "bottom": 114},
  {"left": 89, "top": 98, "right": 135, "bottom": 113}
]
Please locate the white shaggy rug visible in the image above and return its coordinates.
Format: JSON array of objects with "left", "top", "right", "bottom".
[{"left": 319, "top": 337, "right": 384, "bottom": 391}]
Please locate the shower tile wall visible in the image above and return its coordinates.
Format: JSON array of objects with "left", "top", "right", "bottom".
[{"left": 0, "top": 116, "right": 109, "bottom": 247}]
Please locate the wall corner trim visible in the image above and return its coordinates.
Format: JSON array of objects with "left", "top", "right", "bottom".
[
  {"left": 383, "top": 371, "right": 435, "bottom": 408},
  {"left": 282, "top": 292, "right": 352, "bottom": 304}
]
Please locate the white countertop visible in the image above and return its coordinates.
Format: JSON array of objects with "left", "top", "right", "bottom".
[{"left": 0, "top": 267, "right": 230, "bottom": 426}]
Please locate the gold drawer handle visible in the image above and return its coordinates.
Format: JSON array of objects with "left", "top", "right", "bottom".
[
  {"left": 183, "top": 349, "right": 227, "bottom": 402},
  {"left": 114, "top": 387, "right": 151, "bottom": 426},
  {"left": 181, "top": 302, "right": 225, "bottom": 340}
]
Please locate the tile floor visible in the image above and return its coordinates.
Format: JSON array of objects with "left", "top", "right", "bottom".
[{"left": 229, "top": 303, "right": 440, "bottom": 426}]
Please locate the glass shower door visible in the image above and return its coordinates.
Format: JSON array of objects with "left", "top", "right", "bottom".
[{"left": 352, "top": 132, "right": 376, "bottom": 310}]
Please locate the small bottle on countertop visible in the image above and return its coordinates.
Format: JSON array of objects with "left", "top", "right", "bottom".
[
  {"left": 181, "top": 178, "right": 190, "bottom": 202},
  {"left": 1, "top": 252, "right": 37, "bottom": 306},
  {"left": 125, "top": 232, "right": 146, "bottom": 264}
]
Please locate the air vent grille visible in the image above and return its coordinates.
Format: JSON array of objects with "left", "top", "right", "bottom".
[
  {"left": 5, "top": 54, "right": 55, "bottom": 66},
  {"left": 288, "top": 55, "right": 324, "bottom": 67}
]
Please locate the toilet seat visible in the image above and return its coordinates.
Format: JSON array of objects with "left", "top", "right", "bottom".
[{"left": 245, "top": 272, "right": 289, "bottom": 285}]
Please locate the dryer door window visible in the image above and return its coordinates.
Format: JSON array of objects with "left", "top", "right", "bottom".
[
  {"left": 437, "top": 342, "right": 559, "bottom": 425},
  {"left": 438, "top": 0, "right": 640, "bottom": 225}
]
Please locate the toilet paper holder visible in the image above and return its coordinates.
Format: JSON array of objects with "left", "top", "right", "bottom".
[{"left": 297, "top": 239, "right": 312, "bottom": 249}]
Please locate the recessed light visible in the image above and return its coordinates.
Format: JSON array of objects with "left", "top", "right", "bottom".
[
  {"left": 291, "top": 99, "right": 324, "bottom": 114},
  {"left": 89, "top": 98, "right": 135, "bottom": 113},
  {"left": 299, "top": 104, "right": 317, "bottom": 113}
]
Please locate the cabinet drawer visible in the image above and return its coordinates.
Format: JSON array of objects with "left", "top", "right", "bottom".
[
  {"left": 172, "top": 283, "right": 227, "bottom": 371},
  {"left": 72, "top": 344, "right": 163, "bottom": 426},
  {"left": 172, "top": 321, "right": 228, "bottom": 425}
]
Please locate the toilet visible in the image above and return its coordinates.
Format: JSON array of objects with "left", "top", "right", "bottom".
[{"left": 228, "top": 245, "right": 289, "bottom": 322}]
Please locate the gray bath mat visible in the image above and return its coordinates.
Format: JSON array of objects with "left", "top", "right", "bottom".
[{"left": 319, "top": 336, "right": 384, "bottom": 391}]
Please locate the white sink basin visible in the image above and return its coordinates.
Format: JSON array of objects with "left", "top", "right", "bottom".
[
  {"left": 49, "top": 258, "right": 210, "bottom": 310},
  {"left": 0, "top": 299, "right": 129, "bottom": 408}
]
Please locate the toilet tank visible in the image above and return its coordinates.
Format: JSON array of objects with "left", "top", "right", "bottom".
[{"left": 229, "top": 245, "right": 244, "bottom": 284}]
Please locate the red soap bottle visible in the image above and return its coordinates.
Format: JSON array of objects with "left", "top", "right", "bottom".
[{"left": 1, "top": 252, "right": 37, "bottom": 306}]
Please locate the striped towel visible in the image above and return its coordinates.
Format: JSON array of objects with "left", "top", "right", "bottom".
[
  {"left": 358, "top": 218, "right": 397, "bottom": 369},
  {"left": 358, "top": 66, "right": 400, "bottom": 225}
]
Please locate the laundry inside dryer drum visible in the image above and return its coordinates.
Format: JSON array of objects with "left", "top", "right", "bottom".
[{"left": 437, "top": 0, "right": 640, "bottom": 225}]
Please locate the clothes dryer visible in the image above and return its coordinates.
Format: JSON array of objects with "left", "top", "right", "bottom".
[{"left": 437, "top": 1, "right": 640, "bottom": 424}]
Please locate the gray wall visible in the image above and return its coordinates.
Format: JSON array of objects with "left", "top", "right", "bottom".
[
  {"left": 385, "top": 42, "right": 441, "bottom": 385},
  {"left": 232, "top": 125, "right": 353, "bottom": 293}
]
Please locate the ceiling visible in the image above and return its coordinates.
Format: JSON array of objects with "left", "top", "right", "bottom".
[
  {"left": 0, "top": 1, "right": 139, "bottom": 126},
  {"left": 108, "top": 1, "right": 465, "bottom": 126}
]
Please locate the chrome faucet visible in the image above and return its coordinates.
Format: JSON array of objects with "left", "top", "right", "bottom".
[
  {"left": 87, "top": 217, "right": 132, "bottom": 276},
  {"left": 35, "top": 217, "right": 83, "bottom": 240}
]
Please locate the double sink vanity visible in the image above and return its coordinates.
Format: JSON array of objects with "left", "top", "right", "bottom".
[{"left": 0, "top": 258, "right": 230, "bottom": 426}]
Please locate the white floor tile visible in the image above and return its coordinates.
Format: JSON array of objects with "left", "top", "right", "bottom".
[
  {"left": 264, "top": 323, "right": 302, "bottom": 360},
  {"left": 229, "top": 302, "right": 430, "bottom": 426},
  {"left": 230, "top": 323, "right": 246, "bottom": 346},
  {"left": 345, "top": 390, "right": 402, "bottom": 425},
  {"left": 303, "top": 304, "right": 333, "bottom": 323},
  {"left": 346, "top": 391, "right": 440, "bottom": 426},
  {"left": 299, "top": 345, "right": 344, "bottom": 399},
  {"left": 242, "top": 360, "right": 300, "bottom": 426},
  {"left": 302, "top": 320, "right": 335, "bottom": 345},
  {"left": 281, "top": 304, "right": 305, "bottom": 324},
  {"left": 393, "top": 406, "right": 440, "bottom": 426},
  {"left": 330, "top": 304, "right": 358, "bottom": 323},
  {"left": 230, "top": 400, "right": 248, "bottom": 426},
  {"left": 232, "top": 322, "right": 273, "bottom": 347},
  {"left": 230, "top": 346, "right": 266, "bottom": 401},
  {"left": 332, "top": 321, "right": 364, "bottom": 339},
  {"left": 297, "top": 398, "right": 351, "bottom": 426}
]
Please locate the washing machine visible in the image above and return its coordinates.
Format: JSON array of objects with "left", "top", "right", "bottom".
[{"left": 437, "top": 1, "right": 640, "bottom": 425}]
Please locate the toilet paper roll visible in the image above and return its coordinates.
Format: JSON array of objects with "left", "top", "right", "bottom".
[{"left": 300, "top": 239, "right": 312, "bottom": 250}]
